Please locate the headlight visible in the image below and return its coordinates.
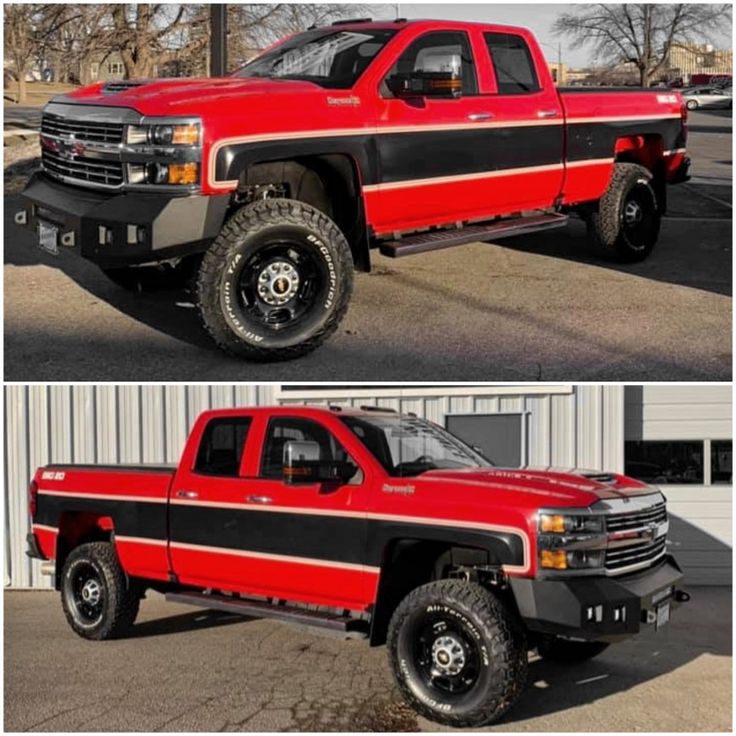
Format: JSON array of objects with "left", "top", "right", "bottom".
[
  {"left": 126, "top": 122, "right": 200, "bottom": 146},
  {"left": 538, "top": 511, "right": 606, "bottom": 572},
  {"left": 539, "top": 513, "right": 603, "bottom": 534}
]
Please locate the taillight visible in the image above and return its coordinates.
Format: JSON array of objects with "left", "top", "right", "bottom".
[
  {"left": 28, "top": 480, "right": 38, "bottom": 518},
  {"left": 680, "top": 102, "right": 688, "bottom": 142}
]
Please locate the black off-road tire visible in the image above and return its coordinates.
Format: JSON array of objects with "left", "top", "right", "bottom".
[
  {"left": 387, "top": 580, "right": 528, "bottom": 728},
  {"left": 196, "top": 198, "right": 353, "bottom": 361},
  {"left": 537, "top": 636, "right": 610, "bottom": 663},
  {"left": 586, "top": 162, "right": 661, "bottom": 262},
  {"left": 102, "top": 257, "right": 199, "bottom": 293},
  {"left": 60, "top": 542, "right": 140, "bottom": 640}
]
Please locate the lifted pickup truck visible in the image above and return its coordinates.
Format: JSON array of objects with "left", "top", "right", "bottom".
[
  {"left": 15, "top": 19, "right": 690, "bottom": 361},
  {"left": 28, "top": 405, "right": 688, "bottom": 726}
]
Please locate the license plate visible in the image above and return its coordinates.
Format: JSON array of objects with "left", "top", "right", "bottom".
[
  {"left": 38, "top": 221, "right": 59, "bottom": 255},
  {"left": 655, "top": 601, "right": 670, "bottom": 630}
]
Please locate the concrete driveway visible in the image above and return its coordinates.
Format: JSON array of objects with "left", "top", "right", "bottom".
[
  {"left": 4, "top": 110, "right": 732, "bottom": 381},
  {"left": 4, "top": 587, "right": 731, "bottom": 732}
]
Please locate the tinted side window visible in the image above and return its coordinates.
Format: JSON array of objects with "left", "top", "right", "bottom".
[
  {"left": 194, "top": 418, "right": 251, "bottom": 477},
  {"left": 261, "top": 417, "right": 355, "bottom": 480},
  {"left": 484, "top": 32, "right": 540, "bottom": 95},
  {"left": 385, "top": 31, "right": 478, "bottom": 96}
]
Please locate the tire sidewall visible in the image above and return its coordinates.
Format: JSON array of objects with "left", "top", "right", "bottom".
[
  {"left": 391, "top": 593, "right": 504, "bottom": 721},
  {"left": 218, "top": 222, "right": 342, "bottom": 350},
  {"left": 61, "top": 548, "right": 118, "bottom": 638}
]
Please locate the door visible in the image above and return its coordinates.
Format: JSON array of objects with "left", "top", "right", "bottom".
[
  {"left": 168, "top": 414, "right": 261, "bottom": 592},
  {"left": 169, "top": 413, "right": 373, "bottom": 610},
  {"left": 368, "top": 29, "right": 564, "bottom": 233},
  {"left": 241, "top": 415, "right": 373, "bottom": 609}
]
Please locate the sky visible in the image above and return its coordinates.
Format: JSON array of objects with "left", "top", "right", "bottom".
[{"left": 369, "top": 3, "right": 733, "bottom": 69}]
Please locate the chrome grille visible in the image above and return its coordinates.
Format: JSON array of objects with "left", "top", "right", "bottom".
[
  {"left": 41, "top": 114, "right": 124, "bottom": 144},
  {"left": 606, "top": 502, "right": 667, "bottom": 532},
  {"left": 42, "top": 149, "right": 124, "bottom": 187},
  {"left": 605, "top": 501, "right": 668, "bottom": 573},
  {"left": 605, "top": 536, "right": 667, "bottom": 572}
]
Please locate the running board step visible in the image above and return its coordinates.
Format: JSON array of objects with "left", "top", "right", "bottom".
[
  {"left": 379, "top": 213, "right": 569, "bottom": 258},
  {"left": 166, "top": 591, "right": 369, "bottom": 637}
]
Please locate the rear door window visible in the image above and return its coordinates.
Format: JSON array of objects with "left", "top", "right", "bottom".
[
  {"left": 194, "top": 417, "right": 252, "bottom": 477},
  {"left": 484, "top": 32, "right": 540, "bottom": 95}
]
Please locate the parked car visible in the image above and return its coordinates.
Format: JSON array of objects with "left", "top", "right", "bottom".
[
  {"left": 27, "top": 405, "right": 689, "bottom": 727},
  {"left": 682, "top": 86, "right": 732, "bottom": 110},
  {"left": 15, "top": 18, "right": 690, "bottom": 361}
]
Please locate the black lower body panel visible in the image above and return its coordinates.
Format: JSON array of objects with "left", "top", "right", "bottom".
[
  {"left": 26, "top": 532, "right": 45, "bottom": 560},
  {"left": 511, "top": 556, "right": 685, "bottom": 642},
  {"left": 14, "top": 173, "right": 230, "bottom": 268}
]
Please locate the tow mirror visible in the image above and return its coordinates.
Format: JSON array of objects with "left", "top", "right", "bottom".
[
  {"left": 387, "top": 70, "right": 463, "bottom": 99},
  {"left": 282, "top": 440, "right": 357, "bottom": 485}
]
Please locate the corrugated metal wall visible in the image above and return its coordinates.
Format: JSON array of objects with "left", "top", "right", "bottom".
[{"left": 278, "top": 385, "right": 625, "bottom": 472}]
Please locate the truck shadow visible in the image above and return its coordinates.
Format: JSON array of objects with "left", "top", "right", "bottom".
[
  {"left": 128, "top": 608, "right": 253, "bottom": 639},
  {"left": 497, "top": 204, "right": 731, "bottom": 297}
]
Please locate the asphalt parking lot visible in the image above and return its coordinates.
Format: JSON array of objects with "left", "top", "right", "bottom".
[
  {"left": 4, "top": 110, "right": 732, "bottom": 381},
  {"left": 4, "top": 587, "right": 731, "bottom": 732}
]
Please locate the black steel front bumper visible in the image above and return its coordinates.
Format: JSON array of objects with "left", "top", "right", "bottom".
[
  {"left": 14, "top": 173, "right": 230, "bottom": 268},
  {"left": 511, "top": 556, "right": 686, "bottom": 642}
]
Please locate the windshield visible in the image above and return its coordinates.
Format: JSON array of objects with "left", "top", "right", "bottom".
[
  {"left": 341, "top": 415, "right": 493, "bottom": 477},
  {"left": 234, "top": 28, "right": 396, "bottom": 89}
]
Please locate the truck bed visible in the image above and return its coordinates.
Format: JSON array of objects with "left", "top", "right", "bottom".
[{"left": 32, "top": 463, "right": 175, "bottom": 581}]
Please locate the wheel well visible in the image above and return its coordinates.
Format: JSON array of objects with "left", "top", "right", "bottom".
[
  {"left": 613, "top": 134, "right": 668, "bottom": 212},
  {"left": 54, "top": 512, "right": 114, "bottom": 588},
  {"left": 369, "top": 540, "right": 502, "bottom": 646},
  {"left": 236, "top": 155, "right": 371, "bottom": 272}
]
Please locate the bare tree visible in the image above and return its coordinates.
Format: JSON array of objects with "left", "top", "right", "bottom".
[
  {"left": 110, "top": 4, "right": 189, "bottom": 78},
  {"left": 553, "top": 4, "right": 732, "bottom": 86},
  {"left": 4, "top": 4, "right": 77, "bottom": 102},
  {"left": 39, "top": 5, "right": 111, "bottom": 85}
]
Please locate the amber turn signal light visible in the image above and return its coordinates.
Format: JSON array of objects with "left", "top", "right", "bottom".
[
  {"left": 540, "top": 549, "right": 568, "bottom": 570},
  {"left": 168, "top": 163, "right": 198, "bottom": 185}
]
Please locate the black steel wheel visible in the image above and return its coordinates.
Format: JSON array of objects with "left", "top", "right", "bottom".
[
  {"left": 197, "top": 198, "right": 353, "bottom": 361},
  {"left": 586, "top": 162, "right": 661, "bottom": 262},
  {"left": 60, "top": 542, "right": 140, "bottom": 640},
  {"left": 387, "top": 580, "right": 527, "bottom": 728}
]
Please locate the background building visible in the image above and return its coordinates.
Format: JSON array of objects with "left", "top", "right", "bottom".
[
  {"left": 4, "top": 384, "right": 731, "bottom": 588},
  {"left": 665, "top": 42, "right": 733, "bottom": 84}
]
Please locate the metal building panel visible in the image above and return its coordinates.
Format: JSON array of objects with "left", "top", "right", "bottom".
[{"left": 525, "top": 395, "right": 551, "bottom": 467}]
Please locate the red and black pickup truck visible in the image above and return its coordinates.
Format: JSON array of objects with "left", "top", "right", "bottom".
[
  {"left": 28, "top": 405, "right": 688, "bottom": 727},
  {"left": 15, "top": 18, "right": 690, "bottom": 361}
]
